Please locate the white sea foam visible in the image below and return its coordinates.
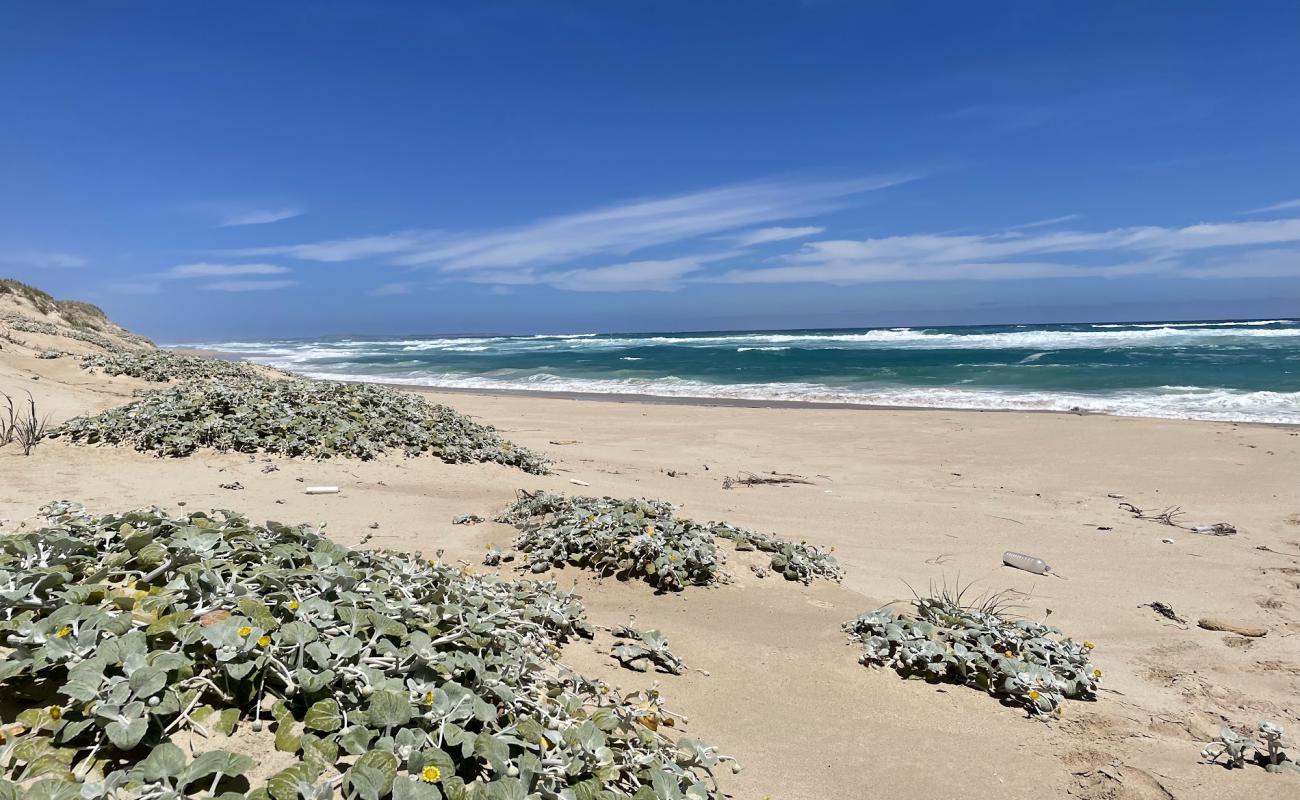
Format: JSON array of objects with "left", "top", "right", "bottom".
[
  {"left": 281, "top": 368, "right": 1300, "bottom": 425},
  {"left": 192, "top": 322, "right": 1300, "bottom": 356}
]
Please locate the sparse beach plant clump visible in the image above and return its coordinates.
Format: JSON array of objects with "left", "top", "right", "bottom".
[
  {"left": 496, "top": 490, "right": 843, "bottom": 590},
  {"left": 1203, "top": 721, "right": 1300, "bottom": 774},
  {"left": 709, "top": 522, "right": 843, "bottom": 583},
  {"left": 0, "top": 311, "right": 119, "bottom": 351},
  {"left": 499, "top": 492, "right": 722, "bottom": 591},
  {"left": 79, "top": 349, "right": 266, "bottom": 382},
  {"left": 50, "top": 377, "right": 551, "bottom": 472},
  {"left": 0, "top": 503, "right": 735, "bottom": 798},
  {"left": 843, "top": 590, "right": 1101, "bottom": 716},
  {"left": 610, "top": 623, "right": 687, "bottom": 675}
]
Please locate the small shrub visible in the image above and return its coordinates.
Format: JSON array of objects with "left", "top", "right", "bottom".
[{"left": 843, "top": 589, "right": 1100, "bottom": 716}]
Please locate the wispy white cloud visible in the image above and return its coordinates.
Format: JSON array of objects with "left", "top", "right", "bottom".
[
  {"left": 1007, "top": 214, "right": 1081, "bottom": 231},
  {"left": 368, "top": 281, "right": 417, "bottom": 296},
  {"left": 1182, "top": 247, "right": 1300, "bottom": 279},
  {"left": 539, "top": 257, "right": 708, "bottom": 293},
  {"left": 201, "top": 279, "right": 297, "bottom": 292},
  {"left": 0, "top": 250, "right": 87, "bottom": 269},
  {"left": 217, "top": 207, "right": 305, "bottom": 227},
  {"left": 1241, "top": 198, "right": 1300, "bottom": 216},
  {"left": 227, "top": 175, "right": 917, "bottom": 271},
  {"left": 163, "top": 262, "right": 291, "bottom": 279},
  {"left": 229, "top": 231, "right": 434, "bottom": 263},
  {"left": 727, "top": 225, "right": 826, "bottom": 246},
  {"left": 401, "top": 176, "right": 912, "bottom": 271},
  {"left": 709, "top": 217, "right": 1300, "bottom": 285}
]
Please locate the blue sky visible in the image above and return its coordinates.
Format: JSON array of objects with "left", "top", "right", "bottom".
[{"left": 2, "top": 1, "right": 1298, "bottom": 340}]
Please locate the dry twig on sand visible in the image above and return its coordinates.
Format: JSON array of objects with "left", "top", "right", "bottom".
[
  {"left": 1118, "top": 502, "right": 1236, "bottom": 535},
  {"left": 721, "top": 470, "right": 813, "bottom": 489}
]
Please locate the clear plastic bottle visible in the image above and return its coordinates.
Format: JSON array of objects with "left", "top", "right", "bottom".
[{"left": 1002, "top": 551, "right": 1051, "bottom": 575}]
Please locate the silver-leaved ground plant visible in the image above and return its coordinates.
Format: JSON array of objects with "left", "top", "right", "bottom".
[
  {"left": 496, "top": 491, "right": 842, "bottom": 591},
  {"left": 843, "top": 591, "right": 1101, "bottom": 716},
  {"left": 50, "top": 377, "right": 549, "bottom": 473},
  {"left": 0, "top": 503, "right": 734, "bottom": 799}
]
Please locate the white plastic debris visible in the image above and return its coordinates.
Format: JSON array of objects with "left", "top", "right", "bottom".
[
  {"left": 304, "top": 486, "right": 340, "bottom": 495},
  {"left": 569, "top": 479, "right": 591, "bottom": 487},
  {"left": 1002, "top": 551, "right": 1051, "bottom": 575}
]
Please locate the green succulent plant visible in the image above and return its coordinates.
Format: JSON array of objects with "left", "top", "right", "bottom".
[{"left": 0, "top": 502, "right": 734, "bottom": 798}]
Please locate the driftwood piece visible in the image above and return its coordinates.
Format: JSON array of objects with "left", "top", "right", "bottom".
[{"left": 1197, "top": 617, "right": 1268, "bottom": 638}]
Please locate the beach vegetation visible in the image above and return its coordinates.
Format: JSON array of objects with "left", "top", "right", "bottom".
[
  {"left": 1, "top": 311, "right": 118, "bottom": 351},
  {"left": 79, "top": 350, "right": 269, "bottom": 382},
  {"left": 0, "top": 502, "right": 735, "bottom": 798},
  {"left": 609, "top": 623, "right": 687, "bottom": 675},
  {"left": 1203, "top": 721, "right": 1300, "bottom": 774},
  {"left": 0, "top": 391, "right": 48, "bottom": 455},
  {"left": 496, "top": 490, "right": 842, "bottom": 590},
  {"left": 51, "top": 377, "right": 550, "bottom": 473},
  {"left": 843, "top": 587, "right": 1100, "bottom": 716}
]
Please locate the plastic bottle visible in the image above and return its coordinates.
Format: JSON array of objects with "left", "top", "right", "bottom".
[
  {"left": 1002, "top": 551, "right": 1051, "bottom": 575},
  {"left": 304, "top": 486, "right": 340, "bottom": 495}
]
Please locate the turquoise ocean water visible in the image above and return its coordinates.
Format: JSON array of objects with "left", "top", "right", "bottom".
[{"left": 186, "top": 319, "right": 1300, "bottom": 424}]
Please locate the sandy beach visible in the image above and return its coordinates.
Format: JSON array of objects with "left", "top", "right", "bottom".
[{"left": 3, "top": 293, "right": 1299, "bottom": 799}]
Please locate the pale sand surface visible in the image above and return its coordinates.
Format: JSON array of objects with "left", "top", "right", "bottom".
[{"left": 3, "top": 334, "right": 1300, "bottom": 798}]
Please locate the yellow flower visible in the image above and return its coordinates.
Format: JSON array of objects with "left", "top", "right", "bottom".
[
  {"left": 238, "top": 626, "right": 253, "bottom": 637},
  {"left": 423, "top": 691, "right": 435, "bottom": 705},
  {"left": 669, "top": 554, "right": 678, "bottom": 562},
  {"left": 540, "top": 735, "right": 551, "bottom": 750},
  {"left": 288, "top": 600, "right": 300, "bottom": 611},
  {"left": 257, "top": 636, "right": 272, "bottom": 647},
  {"left": 1003, "top": 650, "right": 1015, "bottom": 658},
  {"left": 599, "top": 685, "right": 609, "bottom": 695},
  {"left": 1093, "top": 669, "right": 1102, "bottom": 678},
  {"left": 55, "top": 626, "right": 72, "bottom": 638},
  {"left": 486, "top": 543, "right": 494, "bottom": 549},
  {"left": 1027, "top": 690, "right": 1040, "bottom": 701},
  {"left": 1082, "top": 640, "right": 1095, "bottom": 650},
  {"left": 48, "top": 705, "right": 62, "bottom": 720},
  {"left": 421, "top": 766, "right": 442, "bottom": 783}
]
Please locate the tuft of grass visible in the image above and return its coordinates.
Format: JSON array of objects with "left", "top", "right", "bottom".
[{"left": 0, "top": 391, "right": 49, "bottom": 455}]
